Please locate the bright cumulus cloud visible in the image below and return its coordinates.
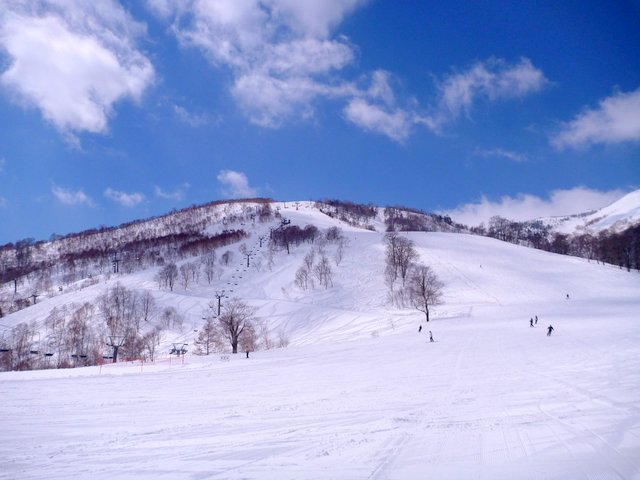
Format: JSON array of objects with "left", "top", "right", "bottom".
[
  {"left": 425, "top": 57, "right": 548, "bottom": 131},
  {"left": 551, "top": 88, "right": 640, "bottom": 150},
  {"left": 439, "top": 187, "right": 627, "bottom": 226},
  {"left": 147, "top": 0, "right": 362, "bottom": 128},
  {"left": 0, "top": 1, "right": 154, "bottom": 138},
  {"left": 216, "top": 170, "right": 258, "bottom": 198}
]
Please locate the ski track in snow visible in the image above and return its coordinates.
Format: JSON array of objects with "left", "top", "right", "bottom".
[{"left": 1, "top": 206, "right": 639, "bottom": 479}]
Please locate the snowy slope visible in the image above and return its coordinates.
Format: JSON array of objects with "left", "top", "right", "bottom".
[
  {"left": 538, "top": 189, "right": 640, "bottom": 234},
  {"left": 1, "top": 203, "right": 639, "bottom": 479}
]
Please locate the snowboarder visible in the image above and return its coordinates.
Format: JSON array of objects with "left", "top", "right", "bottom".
[
  {"left": 535, "top": 315, "right": 538, "bottom": 325},
  {"left": 418, "top": 325, "right": 422, "bottom": 333},
  {"left": 530, "top": 318, "right": 534, "bottom": 327},
  {"left": 429, "top": 331, "right": 434, "bottom": 343},
  {"left": 547, "top": 325, "right": 554, "bottom": 336}
]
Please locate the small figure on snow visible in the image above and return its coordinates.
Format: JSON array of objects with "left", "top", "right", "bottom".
[
  {"left": 566, "top": 293, "right": 570, "bottom": 299},
  {"left": 547, "top": 325, "right": 554, "bottom": 336},
  {"left": 429, "top": 331, "right": 434, "bottom": 343},
  {"left": 530, "top": 318, "right": 534, "bottom": 327},
  {"left": 418, "top": 325, "right": 422, "bottom": 333},
  {"left": 535, "top": 315, "right": 538, "bottom": 325},
  {"left": 246, "top": 349, "right": 250, "bottom": 358}
]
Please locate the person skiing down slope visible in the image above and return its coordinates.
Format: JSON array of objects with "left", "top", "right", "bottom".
[
  {"left": 429, "top": 331, "right": 434, "bottom": 343},
  {"left": 419, "top": 325, "right": 422, "bottom": 333},
  {"left": 530, "top": 318, "right": 534, "bottom": 327},
  {"left": 547, "top": 325, "right": 554, "bottom": 336}
]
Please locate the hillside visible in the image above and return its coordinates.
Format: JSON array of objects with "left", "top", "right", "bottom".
[
  {"left": 1, "top": 200, "right": 639, "bottom": 479},
  {"left": 537, "top": 189, "right": 640, "bottom": 235}
]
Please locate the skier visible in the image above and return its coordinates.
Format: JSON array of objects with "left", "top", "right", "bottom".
[
  {"left": 566, "top": 293, "right": 570, "bottom": 299},
  {"left": 530, "top": 318, "right": 534, "bottom": 327},
  {"left": 246, "top": 349, "right": 250, "bottom": 358},
  {"left": 535, "top": 315, "right": 538, "bottom": 325},
  {"left": 429, "top": 331, "right": 434, "bottom": 343},
  {"left": 547, "top": 325, "right": 554, "bottom": 336},
  {"left": 418, "top": 325, "right": 422, "bottom": 333}
]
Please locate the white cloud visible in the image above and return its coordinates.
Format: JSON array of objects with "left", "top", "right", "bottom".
[
  {"left": 52, "top": 185, "right": 94, "bottom": 206},
  {"left": 343, "top": 98, "right": 412, "bottom": 142},
  {"left": 427, "top": 57, "right": 548, "bottom": 131},
  {"left": 439, "top": 187, "right": 627, "bottom": 226},
  {"left": 104, "top": 187, "right": 145, "bottom": 207},
  {"left": 154, "top": 184, "right": 189, "bottom": 201},
  {"left": 474, "top": 148, "right": 528, "bottom": 163},
  {"left": 173, "top": 105, "right": 218, "bottom": 127},
  {"left": 551, "top": 88, "right": 640, "bottom": 150},
  {"left": 0, "top": 1, "right": 154, "bottom": 137},
  {"left": 147, "top": 0, "right": 363, "bottom": 127},
  {"left": 216, "top": 170, "right": 258, "bottom": 198}
]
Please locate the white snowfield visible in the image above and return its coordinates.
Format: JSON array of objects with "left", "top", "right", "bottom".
[
  {"left": 1, "top": 204, "right": 639, "bottom": 479},
  {"left": 538, "top": 188, "right": 640, "bottom": 234}
]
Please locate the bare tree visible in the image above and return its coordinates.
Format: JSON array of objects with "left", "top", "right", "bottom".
[
  {"left": 303, "top": 249, "right": 315, "bottom": 271},
  {"left": 179, "top": 263, "right": 192, "bottom": 290},
  {"left": 201, "top": 250, "right": 217, "bottom": 284},
  {"left": 194, "top": 318, "right": 223, "bottom": 355},
  {"left": 159, "top": 306, "right": 183, "bottom": 331},
  {"left": 384, "top": 232, "right": 417, "bottom": 287},
  {"left": 142, "top": 327, "right": 163, "bottom": 361},
  {"left": 334, "top": 236, "right": 349, "bottom": 266},
  {"left": 407, "top": 264, "right": 443, "bottom": 323},
  {"left": 314, "top": 254, "right": 333, "bottom": 289},
  {"left": 220, "top": 250, "right": 233, "bottom": 266},
  {"left": 139, "top": 291, "right": 156, "bottom": 323},
  {"left": 217, "top": 298, "right": 255, "bottom": 354},
  {"left": 256, "top": 320, "right": 273, "bottom": 350},
  {"left": 157, "top": 263, "right": 178, "bottom": 291},
  {"left": 295, "top": 265, "right": 313, "bottom": 290}
]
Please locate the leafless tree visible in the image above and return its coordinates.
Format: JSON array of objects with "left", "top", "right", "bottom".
[
  {"left": 139, "top": 291, "right": 156, "bottom": 323},
  {"left": 295, "top": 265, "right": 312, "bottom": 290},
  {"left": 157, "top": 263, "right": 178, "bottom": 291},
  {"left": 303, "top": 249, "right": 315, "bottom": 271},
  {"left": 220, "top": 250, "right": 233, "bottom": 266},
  {"left": 385, "top": 232, "right": 417, "bottom": 287},
  {"left": 334, "top": 236, "right": 349, "bottom": 266},
  {"left": 160, "top": 306, "right": 183, "bottom": 331},
  {"left": 407, "top": 264, "right": 443, "bottom": 323},
  {"left": 141, "top": 327, "right": 163, "bottom": 361},
  {"left": 277, "top": 328, "right": 290, "bottom": 348},
  {"left": 194, "top": 318, "right": 223, "bottom": 355},
  {"left": 66, "top": 302, "right": 95, "bottom": 358},
  {"left": 179, "top": 263, "right": 192, "bottom": 290},
  {"left": 217, "top": 298, "right": 255, "bottom": 353},
  {"left": 201, "top": 250, "right": 217, "bottom": 284},
  {"left": 314, "top": 254, "right": 333, "bottom": 289},
  {"left": 256, "top": 320, "right": 273, "bottom": 350}
]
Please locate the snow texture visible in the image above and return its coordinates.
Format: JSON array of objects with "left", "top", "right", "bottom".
[{"left": 1, "top": 202, "right": 639, "bottom": 479}]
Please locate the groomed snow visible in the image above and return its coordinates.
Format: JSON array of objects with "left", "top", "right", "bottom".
[{"left": 1, "top": 204, "right": 639, "bottom": 479}]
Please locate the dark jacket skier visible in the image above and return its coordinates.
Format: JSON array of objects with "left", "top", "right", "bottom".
[
  {"left": 547, "top": 325, "right": 554, "bottom": 336},
  {"left": 530, "top": 318, "right": 534, "bottom": 327},
  {"left": 429, "top": 331, "right": 434, "bottom": 342}
]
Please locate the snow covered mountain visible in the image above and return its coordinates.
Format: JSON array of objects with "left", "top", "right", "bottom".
[
  {"left": 1, "top": 199, "right": 639, "bottom": 479},
  {"left": 537, "top": 188, "right": 640, "bottom": 235}
]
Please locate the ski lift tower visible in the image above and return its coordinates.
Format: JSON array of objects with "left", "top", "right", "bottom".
[
  {"left": 214, "top": 290, "right": 226, "bottom": 316},
  {"left": 106, "top": 336, "right": 125, "bottom": 363}
]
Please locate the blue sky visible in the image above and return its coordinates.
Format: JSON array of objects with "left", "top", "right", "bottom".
[{"left": 0, "top": 0, "right": 639, "bottom": 243}]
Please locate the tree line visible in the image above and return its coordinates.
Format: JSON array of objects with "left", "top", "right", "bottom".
[{"left": 475, "top": 216, "right": 640, "bottom": 272}]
